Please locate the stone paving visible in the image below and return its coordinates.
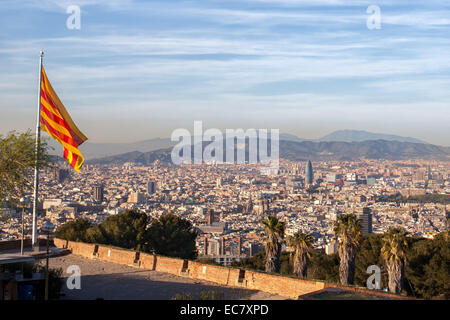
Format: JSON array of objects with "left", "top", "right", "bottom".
[{"left": 42, "top": 254, "right": 288, "bottom": 300}]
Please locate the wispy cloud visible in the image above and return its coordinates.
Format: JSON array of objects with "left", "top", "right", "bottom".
[
  {"left": 0, "top": 0, "right": 449, "bottom": 145},
  {"left": 2, "top": 0, "right": 134, "bottom": 12}
]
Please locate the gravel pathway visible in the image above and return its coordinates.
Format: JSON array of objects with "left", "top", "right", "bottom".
[{"left": 42, "top": 254, "right": 288, "bottom": 300}]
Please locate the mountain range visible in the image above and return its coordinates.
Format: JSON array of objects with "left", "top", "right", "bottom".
[
  {"left": 45, "top": 129, "right": 432, "bottom": 160},
  {"left": 84, "top": 139, "right": 450, "bottom": 165},
  {"left": 279, "top": 130, "right": 427, "bottom": 144}
]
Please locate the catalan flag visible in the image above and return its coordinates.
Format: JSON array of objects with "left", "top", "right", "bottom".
[{"left": 40, "top": 66, "right": 87, "bottom": 172}]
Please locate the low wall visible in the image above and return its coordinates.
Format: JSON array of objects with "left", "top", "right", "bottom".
[
  {"left": 51, "top": 238, "right": 408, "bottom": 299},
  {"left": 188, "top": 261, "right": 235, "bottom": 286},
  {"left": 52, "top": 238, "right": 328, "bottom": 299},
  {"left": 321, "top": 284, "right": 413, "bottom": 300},
  {"left": 96, "top": 245, "right": 136, "bottom": 266},
  {"left": 244, "top": 270, "right": 325, "bottom": 297},
  {"left": 0, "top": 238, "right": 51, "bottom": 251}
]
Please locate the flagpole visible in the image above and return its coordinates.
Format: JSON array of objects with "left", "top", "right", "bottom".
[{"left": 32, "top": 50, "right": 44, "bottom": 249}]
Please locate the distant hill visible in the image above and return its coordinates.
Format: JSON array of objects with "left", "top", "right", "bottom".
[
  {"left": 279, "top": 133, "right": 305, "bottom": 142},
  {"left": 85, "top": 139, "right": 450, "bottom": 165},
  {"left": 279, "top": 140, "right": 447, "bottom": 161},
  {"left": 45, "top": 137, "right": 176, "bottom": 159},
  {"left": 86, "top": 149, "right": 172, "bottom": 165},
  {"left": 318, "top": 130, "right": 427, "bottom": 144},
  {"left": 47, "top": 130, "right": 429, "bottom": 160}
]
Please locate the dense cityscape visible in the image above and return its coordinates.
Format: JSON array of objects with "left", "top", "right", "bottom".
[{"left": 2, "top": 158, "right": 448, "bottom": 265}]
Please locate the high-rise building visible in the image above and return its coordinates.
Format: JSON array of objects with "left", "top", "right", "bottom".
[
  {"left": 244, "top": 198, "right": 253, "bottom": 214},
  {"left": 128, "top": 191, "right": 145, "bottom": 204},
  {"left": 325, "top": 240, "right": 338, "bottom": 255},
  {"left": 220, "top": 237, "right": 226, "bottom": 255},
  {"left": 54, "top": 167, "right": 69, "bottom": 183},
  {"left": 206, "top": 238, "right": 221, "bottom": 256},
  {"left": 327, "top": 174, "right": 343, "bottom": 184},
  {"left": 445, "top": 207, "right": 449, "bottom": 230},
  {"left": 206, "top": 209, "right": 215, "bottom": 225},
  {"left": 427, "top": 165, "right": 432, "bottom": 181},
  {"left": 93, "top": 185, "right": 104, "bottom": 203},
  {"left": 305, "top": 160, "right": 313, "bottom": 186},
  {"left": 346, "top": 173, "right": 357, "bottom": 182},
  {"left": 357, "top": 207, "right": 373, "bottom": 236},
  {"left": 262, "top": 199, "right": 270, "bottom": 215},
  {"left": 237, "top": 236, "right": 242, "bottom": 256},
  {"left": 253, "top": 199, "right": 268, "bottom": 216},
  {"left": 147, "top": 181, "right": 156, "bottom": 194}
]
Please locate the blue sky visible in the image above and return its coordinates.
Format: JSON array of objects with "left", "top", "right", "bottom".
[{"left": 0, "top": 0, "right": 449, "bottom": 145}]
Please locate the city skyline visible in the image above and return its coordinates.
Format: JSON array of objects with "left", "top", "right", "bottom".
[{"left": 0, "top": 0, "right": 449, "bottom": 145}]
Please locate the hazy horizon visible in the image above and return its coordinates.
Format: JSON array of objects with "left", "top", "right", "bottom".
[{"left": 47, "top": 128, "right": 433, "bottom": 145}]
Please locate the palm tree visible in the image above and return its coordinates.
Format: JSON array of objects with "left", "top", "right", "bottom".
[
  {"left": 288, "top": 232, "right": 315, "bottom": 278},
  {"left": 261, "top": 215, "right": 285, "bottom": 273},
  {"left": 381, "top": 227, "right": 409, "bottom": 294},
  {"left": 333, "top": 214, "right": 361, "bottom": 286}
]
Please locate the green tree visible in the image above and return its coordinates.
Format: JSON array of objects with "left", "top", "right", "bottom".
[
  {"left": 97, "top": 210, "right": 149, "bottom": 250},
  {"left": 288, "top": 232, "right": 314, "bottom": 278},
  {"left": 354, "top": 234, "right": 388, "bottom": 289},
  {"left": 308, "top": 252, "right": 340, "bottom": 283},
  {"left": 279, "top": 251, "right": 293, "bottom": 275},
  {"left": 406, "top": 230, "right": 450, "bottom": 299},
  {"left": 0, "top": 130, "right": 50, "bottom": 204},
  {"left": 146, "top": 214, "right": 198, "bottom": 259},
  {"left": 381, "top": 228, "right": 409, "bottom": 294},
  {"left": 333, "top": 214, "right": 361, "bottom": 286},
  {"left": 54, "top": 218, "right": 92, "bottom": 242},
  {"left": 232, "top": 249, "right": 340, "bottom": 283},
  {"left": 196, "top": 257, "right": 221, "bottom": 266},
  {"left": 260, "top": 215, "right": 285, "bottom": 273},
  {"left": 84, "top": 225, "right": 106, "bottom": 244},
  {"left": 231, "top": 251, "right": 265, "bottom": 271}
]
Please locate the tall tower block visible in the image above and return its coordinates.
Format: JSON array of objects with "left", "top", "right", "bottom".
[{"left": 305, "top": 160, "right": 313, "bottom": 186}]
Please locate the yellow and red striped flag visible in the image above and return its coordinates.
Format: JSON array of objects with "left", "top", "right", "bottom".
[{"left": 40, "top": 67, "right": 87, "bottom": 172}]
